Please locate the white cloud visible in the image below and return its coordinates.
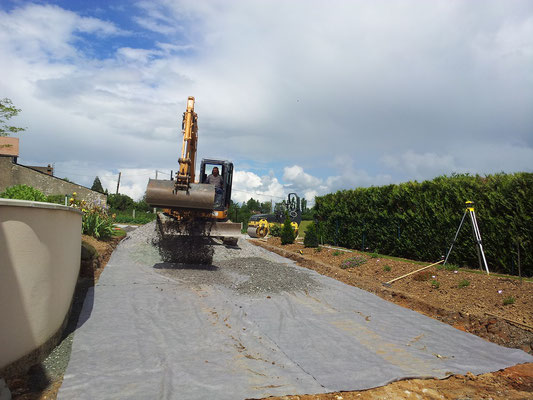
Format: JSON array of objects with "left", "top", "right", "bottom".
[
  {"left": 1, "top": 0, "right": 531, "bottom": 206},
  {"left": 382, "top": 151, "right": 457, "bottom": 180}
]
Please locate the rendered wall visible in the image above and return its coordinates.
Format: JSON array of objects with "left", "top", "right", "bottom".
[
  {"left": 0, "top": 156, "right": 106, "bottom": 206},
  {"left": 0, "top": 199, "right": 82, "bottom": 370}
]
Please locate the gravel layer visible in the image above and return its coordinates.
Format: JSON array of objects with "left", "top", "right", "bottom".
[{"left": 131, "top": 221, "right": 321, "bottom": 296}]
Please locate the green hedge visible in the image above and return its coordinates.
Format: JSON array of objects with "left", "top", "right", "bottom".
[{"left": 315, "top": 173, "right": 533, "bottom": 276}]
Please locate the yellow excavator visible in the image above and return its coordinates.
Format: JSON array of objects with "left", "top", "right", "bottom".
[{"left": 145, "top": 97, "right": 241, "bottom": 247}]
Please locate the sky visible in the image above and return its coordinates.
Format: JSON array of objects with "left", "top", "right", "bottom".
[{"left": 1, "top": 0, "right": 532, "bottom": 204}]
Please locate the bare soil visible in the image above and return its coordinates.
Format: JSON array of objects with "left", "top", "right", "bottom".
[{"left": 253, "top": 238, "right": 533, "bottom": 400}]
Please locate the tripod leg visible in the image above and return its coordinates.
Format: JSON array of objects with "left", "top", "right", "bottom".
[
  {"left": 444, "top": 210, "right": 467, "bottom": 265},
  {"left": 470, "top": 210, "right": 490, "bottom": 274}
]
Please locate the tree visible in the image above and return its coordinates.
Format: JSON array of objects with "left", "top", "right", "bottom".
[
  {"left": 107, "top": 193, "right": 135, "bottom": 211},
  {"left": 91, "top": 176, "right": 104, "bottom": 193},
  {"left": 303, "top": 221, "right": 319, "bottom": 248},
  {"left": 280, "top": 212, "right": 295, "bottom": 245},
  {"left": 0, "top": 98, "right": 26, "bottom": 137}
]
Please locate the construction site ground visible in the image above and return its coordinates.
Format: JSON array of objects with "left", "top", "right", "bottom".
[
  {"left": 6, "top": 223, "right": 533, "bottom": 400},
  {"left": 256, "top": 238, "right": 533, "bottom": 352}
]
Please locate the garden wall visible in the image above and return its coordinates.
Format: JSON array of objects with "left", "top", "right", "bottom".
[
  {"left": 0, "top": 156, "right": 106, "bottom": 206},
  {"left": 314, "top": 173, "right": 532, "bottom": 276}
]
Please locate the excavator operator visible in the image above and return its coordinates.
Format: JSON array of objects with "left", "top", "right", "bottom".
[{"left": 206, "top": 167, "right": 223, "bottom": 206}]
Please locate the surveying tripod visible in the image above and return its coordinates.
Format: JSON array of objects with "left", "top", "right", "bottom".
[{"left": 444, "top": 201, "right": 490, "bottom": 275}]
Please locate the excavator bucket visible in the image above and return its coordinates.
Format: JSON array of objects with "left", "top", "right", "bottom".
[
  {"left": 146, "top": 179, "right": 215, "bottom": 210},
  {"left": 156, "top": 213, "right": 241, "bottom": 238}
]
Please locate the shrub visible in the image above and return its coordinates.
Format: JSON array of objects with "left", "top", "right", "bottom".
[
  {"left": 314, "top": 246, "right": 322, "bottom": 253},
  {"left": 280, "top": 213, "right": 295, "bottom": 245},
  {"left": 46, "top": 194, "right": 67, "bottom": 204},
  {"left": 69, "top": 193, "right": 115, "bottom": 240},
  {"left": 332, "top": 250, "right": 342, "bottom": 256},
  {"left": 303, "top": 221, "right": 319, "bottom": 248},
  {"left": 458, "top": 279, "right": 470, "bottom": 288},
  {"left": 313, "top": 172, "right": 533, "bottom": 277},
  {"left": 340, "top": 255, "right": 367, "bottom": 269},
  {"left": 370, "top": 252, "right": 379, "bottom": 258},
  {"left": 0, "top": 184, "right": 46, "bottom": 202},
  {"left": 82, "top": 209, "right": 114, "bottom": 239},
  {"left": 431, "top": 279, "right": 440, "bottom": 289},
  {"left": 383, "top": 265, "right": 391, "bottom": 272},
  {"left": 444, "top": 264, "right": 459, "bottom": 272},
  {"left": 270, "top": 224, "right": 281, "bottom": 237},
  {"left": 107, "top": 193, "right": 135, "bottom": 211},
  {"left": 503, "top": 296, "right": 515, "bottom": 305}
]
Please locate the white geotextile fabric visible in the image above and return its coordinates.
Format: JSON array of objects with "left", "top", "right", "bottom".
[{"left": 58, "top": 235, "right": 532, "bottom": 400}]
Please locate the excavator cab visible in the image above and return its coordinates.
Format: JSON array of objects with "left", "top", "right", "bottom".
[{"left": 199, "top": 159, "right": 234, "bottom": 212}]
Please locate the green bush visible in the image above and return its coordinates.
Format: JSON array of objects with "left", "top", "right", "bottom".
[
  {"left": 431, "top": 280, "right": 440, "bottom": 289},
  {"left": 269, "top": 224, "right": 282, "bottom": 237},
  {"left": 332, "top": 250, "right": 342, "bottom": 256},
  {"left": 458, "top": 279, "right": 470, "bottom": 288},
  {"left": 370, "top": 252, "right": 379, "bottom": 258},
  {"left": 0, "top": 184, "right": 46, "bottom": 202},
  {"left": 340, "top": 255, "right": 367, "bottom": 269},
  {"left": 46, "top": 194, "right": 67, "bottom": 204},
  {"left": 83, "top": 209, "right": 114, "bottom": 239},
  {"left": 314, "top": 173, "right": 533, "bottom": 277},
  {"left": 303, "top": 222, "right": 319, "bottom": 247},
  {"left": 503, "top": 296, "right": 515, "bottom": 305},
  {"left": 383, "top": 265, "right": 391, "bottom": 272},
  {"left": 107, "top": 193, "right": 135, "bottom": 211},
  {"left": 112, "top": 211, "right": 156, "bottom": 224},
  {"left": 280, "top": 213, "right": 295, "bottom": 245}
]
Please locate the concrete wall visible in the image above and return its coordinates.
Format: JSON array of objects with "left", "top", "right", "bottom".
[
  {"left": 0, "top": 156, "right": 106, "bottom": 206},
  {"left": 0, "top": 199, "right": 83, "bottom": 370}
]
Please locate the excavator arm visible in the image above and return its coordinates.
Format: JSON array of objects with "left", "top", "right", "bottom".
[
  {"left": 176, "top": 96, "right": 198, "bottom": 191},
  {"left": 145, "top": 97, "right": 215, "bottom": 211}
]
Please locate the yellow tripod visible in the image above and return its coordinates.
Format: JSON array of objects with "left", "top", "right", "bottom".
[{"left": 444, "top": 201, "right": 490, "bottom": 275}]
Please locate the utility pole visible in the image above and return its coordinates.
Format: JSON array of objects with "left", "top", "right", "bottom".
[
  {"left": 155, "top": 170, "right": 158, "bottom": 179},
  {"left": 116, "top": 172, "right": 121, "bottom": 194}
]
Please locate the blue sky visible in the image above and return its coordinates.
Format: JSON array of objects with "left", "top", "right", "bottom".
[{"left": 1, "top": 0, "right": 532, "bottom": 202}]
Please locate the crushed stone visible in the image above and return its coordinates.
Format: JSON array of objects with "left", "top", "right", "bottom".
[{"left": 129, "top": 221, "right": 321, "bottom": 296}]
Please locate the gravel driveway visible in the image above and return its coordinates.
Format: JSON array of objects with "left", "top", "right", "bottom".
[{"left": 58, "top": 222, "right": 532, "bottom": 400}]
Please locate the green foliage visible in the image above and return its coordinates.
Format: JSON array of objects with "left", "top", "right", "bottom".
[
  {"left": 107, "top": 193, "right": 135, "bottom": 211},
  {"left": 431, "top": 280, "right": 440, "bottom": 289},
  {"left": 383, "top": 265, "right": 391, "bottom": 272},
  {"left": 442, "top": 263, "right": 459, "bottom": 271},
  {"left": 370, "top": 252, "right": 379, "bottom": 258},
  {"left": 314, "top": 246, "right": 322, "bottom": 253},
  {"left": 503, "top": 296, "right": 515, "bottom": 305},
  {"left": 280, "top": 213, "right": 295, "bottom": 245},
  {"left": 91, "top": 176, "right": 104, "bottom": 193},
  {"left": 332, "top": 250, "right": 342, "bottom": 256},
  {"left": 270, "top": 224, "right": 282, "bottom": 237},
  {"left": 69, "top": 192, "right": 114, "bottom": 240},
  {"left": 314, "top": 173, "right": 533, "bottom": 277},
  {"left": 303, "top": 222, "right": 319, "bottom": 247},
  {"left": 458, "top": 279, "right": 470, "bottom": 288},
  {"left": 0, "top": 98, "right": 26, "bottom": 136},
  {"left": 340, "top": 255, "right": 367, "bottom": 269},
  {"left": 112, "top": 211, "right": 156, "bottom": 224},
  {"left": 46, "top": 194, "right": 67, "bottom": 204},
  {"left": 0, "top": 184, "right": 46, "bottom": 201},
  {"left": 83, "top": 209, "right": 114, "bottom": 239}
]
